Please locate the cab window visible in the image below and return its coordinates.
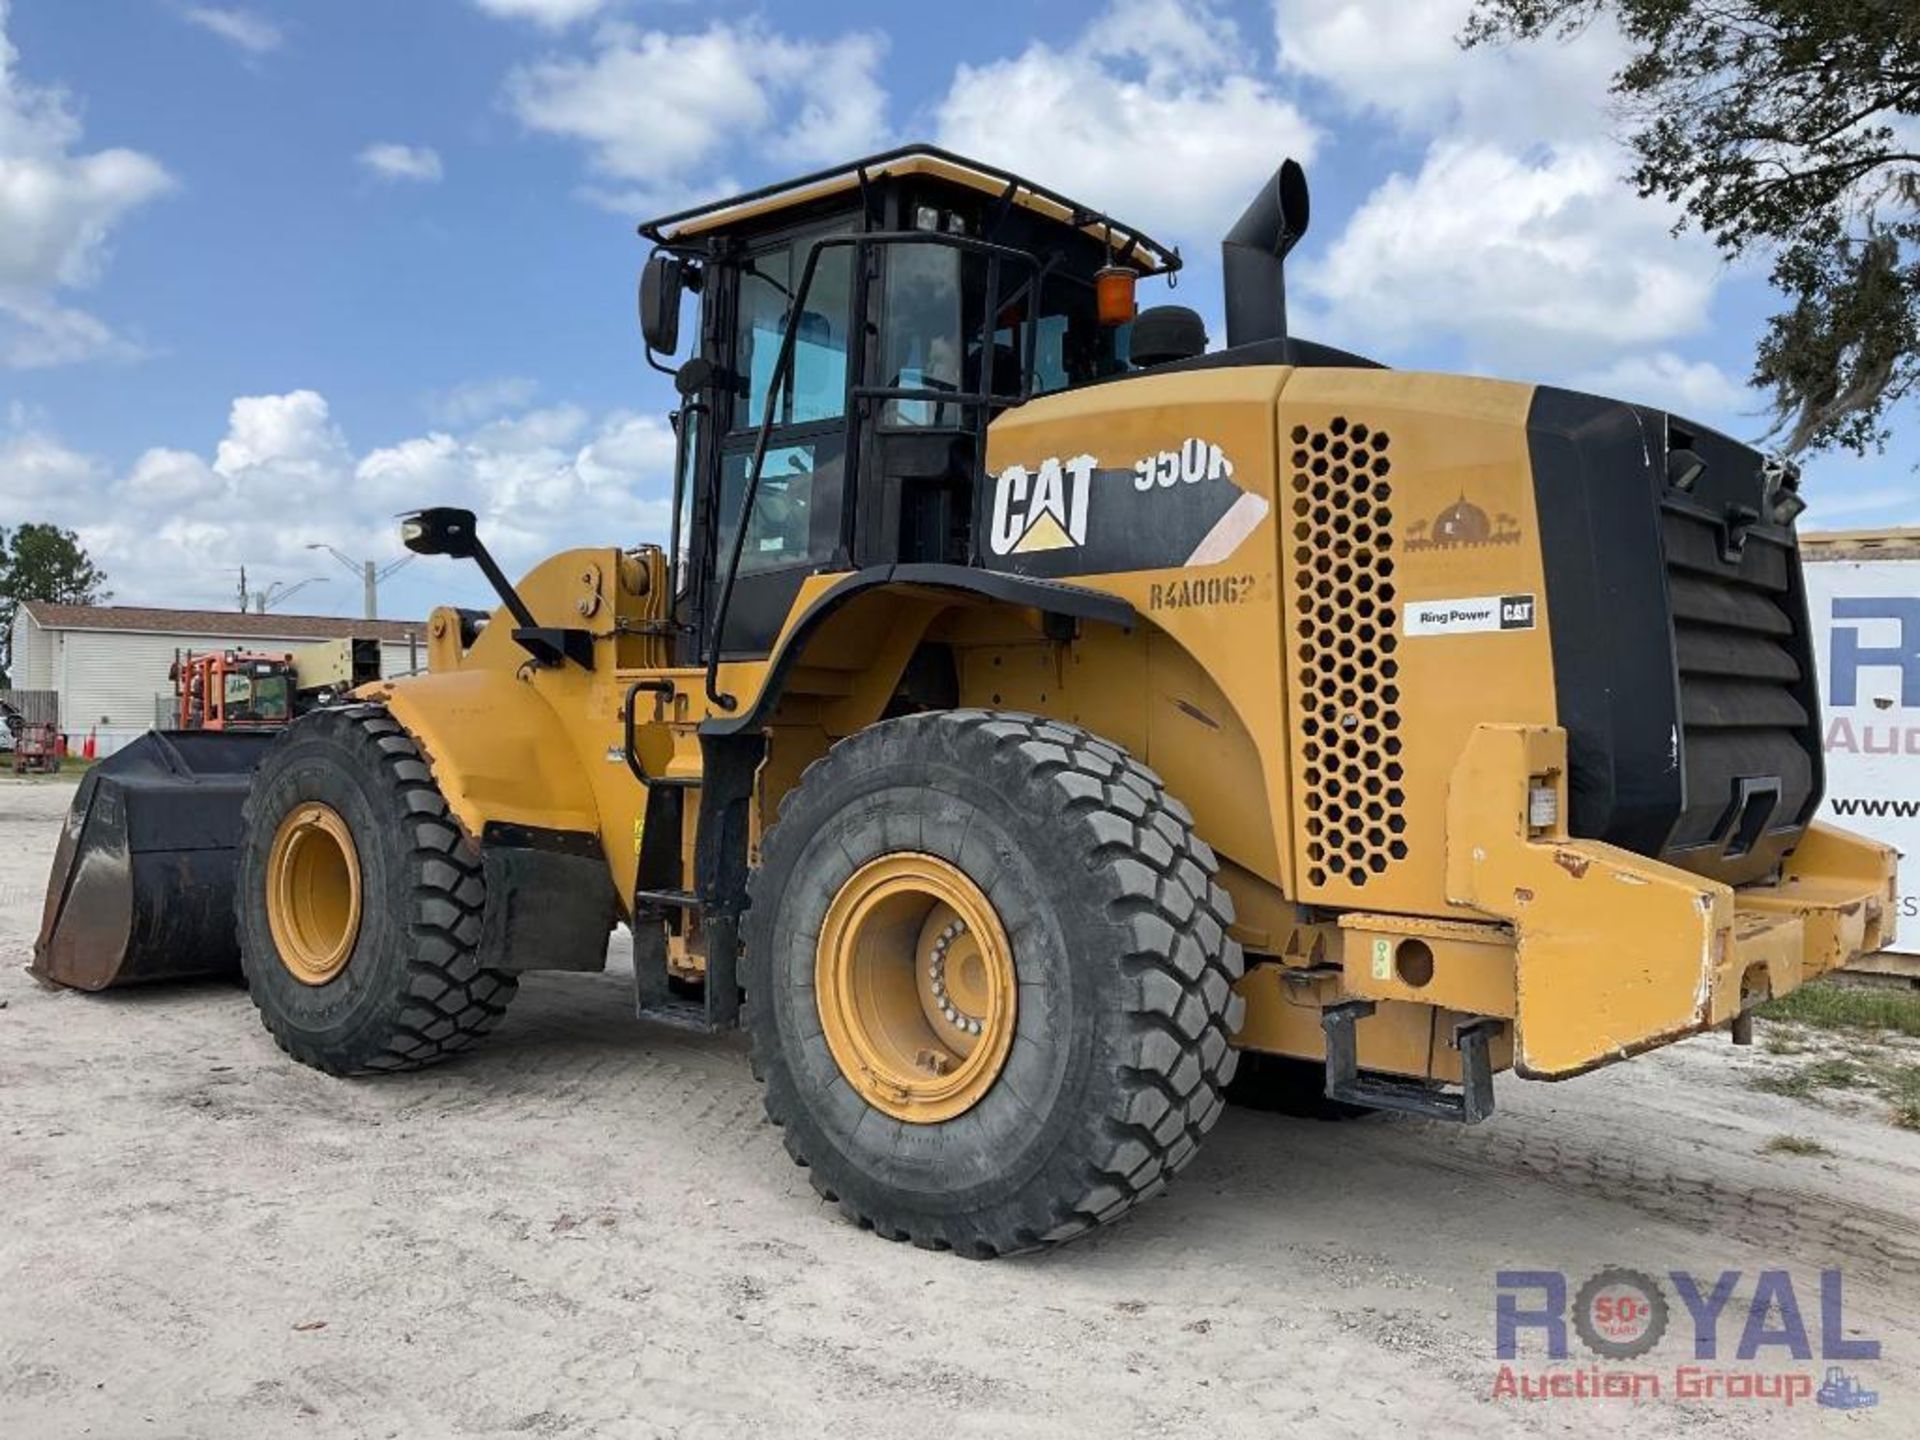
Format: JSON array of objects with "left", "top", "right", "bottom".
[
  {"left": 672, "top": 405, "right": 702, "bottom": 599},
  {"left": 715, "top": 443, "right": 834, "bottom": 575},
  {"left": 717, "top": 231, "right": 853, "bottom": 582},
  {"left": 732, "top": 243, "right": 854, "bottom": 432},
  {"left": 992, "top": 275, "right": 1110, "bottom": 396},
  {"left": 253, "top": 675, "right": 291, "bottom": 722},
  {"left": 880, "top": 245, "right": 964, "bottom": 426}
]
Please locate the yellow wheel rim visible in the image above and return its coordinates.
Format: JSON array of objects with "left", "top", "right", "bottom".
[
  {"left": 266, "top": 802, "right": 363, "bottom": 986},
  {"left": 815, "top": 853, "right": 1017, "bottom": 1124}
]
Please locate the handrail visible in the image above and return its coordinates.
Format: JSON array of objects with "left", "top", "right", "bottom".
[
  {"left": 702, "top": 229, "right": 1043, "bottom": 711},
  {"left": 637, "top": 143, "right": 1181, "bottom": 278}
]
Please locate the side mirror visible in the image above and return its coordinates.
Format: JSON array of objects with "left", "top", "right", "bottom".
[
  {"left": 400, "top": 506, "right": 479, "bottom": 559},
  {"left": 639, "top": 252, "right": 685, "bottom": 356}
]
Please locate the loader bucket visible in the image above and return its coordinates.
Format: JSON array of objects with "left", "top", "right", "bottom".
[{"left": 31, "top": 730, "right": 277, "bottom": 991}]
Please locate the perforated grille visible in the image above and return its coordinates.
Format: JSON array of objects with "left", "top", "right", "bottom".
[{"left": 1290, "top": 417, "right": 1405, "bottom": 889}]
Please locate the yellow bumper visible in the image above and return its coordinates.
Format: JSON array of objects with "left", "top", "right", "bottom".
[{"left": 1439, "top": 724, "right": 1897, "bottom": 1079}]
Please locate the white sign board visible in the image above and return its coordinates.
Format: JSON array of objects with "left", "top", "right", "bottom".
[{"left": 1803, "top": 557, "right": 1917, "bottom": 952}]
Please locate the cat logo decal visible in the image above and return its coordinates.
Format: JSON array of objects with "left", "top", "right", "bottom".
[{"left": 989, "top": 454, "right": 1096, "bottom": 555}]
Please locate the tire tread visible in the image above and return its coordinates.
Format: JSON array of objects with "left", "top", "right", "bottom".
[
  {"left": 745, "top": 709, "right": 1243, "bottom": 1256},
  {"left": 241, "top": 704, "right": 517, "bottom": 1074}
]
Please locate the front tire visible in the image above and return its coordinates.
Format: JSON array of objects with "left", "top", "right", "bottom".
[
  {"left": 744, "top": 710, "right": 1244, "bottom": 1257},
  {"left": 237, "top": 705, "right": 516, "bottom": 1074}
]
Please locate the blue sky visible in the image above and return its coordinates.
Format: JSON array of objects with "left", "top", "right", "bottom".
[{"left": 0, "top": 0, "right": 1912, "bottom": 621}]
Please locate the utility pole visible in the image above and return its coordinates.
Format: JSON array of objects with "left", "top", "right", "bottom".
[{"left": 307, "top": 544, "right": 413, "bottom": 621}]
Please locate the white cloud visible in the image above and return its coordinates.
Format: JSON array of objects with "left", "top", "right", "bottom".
[
  {"left": 181, "top": 7, "right": 284, "bottom": 55},
  {"left": 425, "top": 376, "right": 541, "bottom": 426},
  {"left": 0, "top": 405, "right": 104, "bottom": 504},
  {"left": 0, "top": 292, "right": 140, "bottom": 368},
  {"left": 1, "top": 390, "right": 677, "bottom": 612},
  {"left": 0, "top": 144, "right": 172, "bottom": 291},
  {"left": 212, "top": 390, "right": 353, "bottom": 486},
  {"left": 357, "top": 142, "right": 444, "bottom": 184},
  {"left": 935, "top": 0, "right": 1318, "bottom": 246},
  {"left": 355, "top": 403, "right": 675, "bottom": 570},
  {"left": 1573, "top": 352, "right": 1753, "bottom": 423},
  {"left": 1301, "top": 141, "right": 1719, "bottom": 369},
  {"left": 0, "top": 0, "right": 172, "bottom": 367},
  {"left": 504, "top": 21, "right": 888, "bottom": 211},
  {"left": 1273, "top": 0, "right": 1624, "bottom": 147},
  {"left": 1274, "top": 0, "right": 1464, "bottom": 123},
  {"left": 471, "top": 0, "right": 611, "bottom": 29},
  {"left": 575, "top": 412, "right": 677, "bottom": 490},
  {"left": 124, "top": 446, "right": 220, "bottom": 505},
  {"left": 1275, "top": 1, "right": 1729, "bottom": 380}
]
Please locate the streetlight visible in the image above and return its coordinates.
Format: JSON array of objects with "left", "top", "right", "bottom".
[
  {"left": 257, "top": 576, "right": 329, "bottom": 613},
  {"left": 306, "top": 544, "right": 415, "bottom": 620}
]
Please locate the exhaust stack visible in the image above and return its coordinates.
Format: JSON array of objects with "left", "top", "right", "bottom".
[{"left": 1222, "top": 159, "right": 1311, "bottom": 349}]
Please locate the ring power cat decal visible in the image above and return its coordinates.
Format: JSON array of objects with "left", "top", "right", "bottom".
[{"left": 1404, "top": 593, "right": 1537, "bottom": 636}]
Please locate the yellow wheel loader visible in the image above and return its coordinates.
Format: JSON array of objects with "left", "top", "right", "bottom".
[{"left": 34, "top": 146, "right": 1897, "bottom": 1255}]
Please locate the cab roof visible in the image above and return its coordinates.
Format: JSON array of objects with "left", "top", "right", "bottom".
[{"left": 638, "top": 144, "right": 1181, "bottom": 276}]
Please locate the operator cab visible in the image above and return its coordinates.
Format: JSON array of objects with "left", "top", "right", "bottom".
[{"left": 637, "top": 145, "right": 1183, "bottom": 660}]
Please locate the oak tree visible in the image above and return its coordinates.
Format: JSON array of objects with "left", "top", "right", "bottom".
[{"left": 1466, "top": 0, "right": 1918, "bottom": 459}]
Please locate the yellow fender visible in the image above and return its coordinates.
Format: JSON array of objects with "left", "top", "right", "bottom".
[{"left": 379, "top": 666, "right": 602, "bottom": 843}]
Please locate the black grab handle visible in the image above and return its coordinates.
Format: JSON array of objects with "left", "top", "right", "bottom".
[{"left": 621, "top": 679, "right": 677, "bottom": 786}]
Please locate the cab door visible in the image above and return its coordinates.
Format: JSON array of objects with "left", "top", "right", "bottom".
[{"left": 708, "top": 225, "right": 857, "bottom": 657}]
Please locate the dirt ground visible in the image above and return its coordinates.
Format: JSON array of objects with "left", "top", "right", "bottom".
[{"left": 4, "top": 775, "right": 1917, "bottom": 1439}]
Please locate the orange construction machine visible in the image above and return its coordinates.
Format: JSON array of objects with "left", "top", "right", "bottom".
[
  {"left": 168, "top": 639, "right": 384, "bottom": 732},
  {"left": 170, "top": 650, "right": 297, "bottom": 731}
]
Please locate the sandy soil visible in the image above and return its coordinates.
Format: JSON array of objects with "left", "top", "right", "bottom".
[{"left": 3, "top": 775, "right": 1917, "bottom": 1438}]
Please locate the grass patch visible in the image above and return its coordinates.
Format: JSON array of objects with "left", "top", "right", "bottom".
[
  {"left": 1869, "top": 1059, "right": 1920, "bottom": 1105},
  {"left": 1750, "top": 1058, "right": 1863, "bottom": 1098},
  {"left": 1761, "top": 1134, "right": 1831, "bottom": 1158},
  {"left": 1759, "top": 983, "right": 1920, "bottom": 1039},
  {"left": 1751, "top": 1051, "right": 1920, "bottom": 1135}
]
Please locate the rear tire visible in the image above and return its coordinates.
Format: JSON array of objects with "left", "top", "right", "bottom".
[
  {"left": 237, "top": 705, "right": 516, "bottom": 1074},
  {"left": 744, "top": 710, "right": 1244, "bottom": 1257}
]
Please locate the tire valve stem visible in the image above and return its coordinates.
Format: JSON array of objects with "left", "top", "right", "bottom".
[{"left": 916, "top": 1048, "right": 954, "bottom": 1076}]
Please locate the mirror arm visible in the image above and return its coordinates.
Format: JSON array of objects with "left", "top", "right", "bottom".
[{"left": 466, "top": 539, "right": 539, "bottom": 632}]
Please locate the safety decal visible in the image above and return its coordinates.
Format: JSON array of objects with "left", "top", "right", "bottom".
[
  {"left": 983, "top": 437, "right": 1269, "bottom": 576},
  {"left": 1403, "top": 593, "right": 1536, "bottom": 636}
]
